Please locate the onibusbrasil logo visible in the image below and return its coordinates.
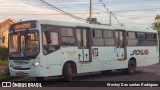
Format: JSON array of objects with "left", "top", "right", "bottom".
[{"left": 2, "top": 82, "right": 42, "bottom": 87}]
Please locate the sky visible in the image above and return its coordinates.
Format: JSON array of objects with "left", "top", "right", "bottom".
[{"left": 0, "top": 0, "right": 160, "bottom": 29}]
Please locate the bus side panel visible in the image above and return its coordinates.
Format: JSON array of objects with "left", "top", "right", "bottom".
[
  {"left": 61, "top": 46, "right": 103, "bottom": 74},
  {"left": 61, "top": 47, "right": 79, "bottom": 72},
  {"left": 127, "top": 46, "right": 159, "bottom": 67},
  {"left": 44, "top": 49, "right": 62, "bottom": 76}
]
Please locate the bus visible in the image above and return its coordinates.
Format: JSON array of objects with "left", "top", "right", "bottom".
[{"left": 8, "top": 20, "right": 159, "bottom": 81}]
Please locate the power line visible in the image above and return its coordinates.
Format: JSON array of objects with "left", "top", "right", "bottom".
[
  {"left": 99, "top": 0, "right": 125, "bottom": 26},
  {"left": 32, "top": 0, "right": 86, "bottom": 21}
]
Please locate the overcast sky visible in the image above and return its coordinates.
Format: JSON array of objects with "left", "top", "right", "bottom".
[{"left": 0, "top": 0, "right": 160, "bottom": 29}]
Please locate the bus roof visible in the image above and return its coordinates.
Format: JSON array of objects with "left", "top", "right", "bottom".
[{"left": 12, "top": 20, "right": 157, "bottom": 33}]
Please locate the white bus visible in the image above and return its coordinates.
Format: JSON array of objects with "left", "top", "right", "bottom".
[{"left": 8, "top": 20, "right": 159, "bottom": 81}]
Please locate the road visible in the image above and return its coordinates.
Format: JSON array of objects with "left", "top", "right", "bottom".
[{"left": 6, "top": 63, "right": 160, "bottom": 90}]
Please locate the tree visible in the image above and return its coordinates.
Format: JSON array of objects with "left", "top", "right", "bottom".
[
  {"left": 152, "top": 15, "right": 160, "bottom": 52},
  {"left": 152, "top": 15, "right": 160, "bottom": 33}
]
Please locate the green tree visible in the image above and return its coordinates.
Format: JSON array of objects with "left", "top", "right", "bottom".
[
  {"left": 152, "top": 15, "right": 160, "bottom": 33},
  {"left": 152, "top": 15, "right": 160, "bottom": 52},
  {"left": 152, "top": 15, "right": 160, "bottom": 39}
]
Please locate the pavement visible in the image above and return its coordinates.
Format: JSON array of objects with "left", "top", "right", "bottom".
[
  {"left": 8, "top": 62, "right": 160, "bottom": 81},
  {"left": 136, "top": 63, "right": 160, "bottom": 75},
  {"left": 1, "top": 63, "right": 160, "bottom": 90}
]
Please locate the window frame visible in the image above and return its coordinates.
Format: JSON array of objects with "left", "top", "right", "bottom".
[
  {"left": 127, "top": 31, "right": 158, "bottom": 46},
  {"left": 60, "top": 26, "right": 76, "bottom": 46},
  {"left": 92, "top": 29, "right": 104, "bottom": 46},
  {"left": 41, "top": 24, "right": 60, "bottom": 55},
  {"left": 127, "top": 31, "right": 137, "bottom": 39},
  {"left": 103, "top": 30, "right": 115, "bottom": 46}
]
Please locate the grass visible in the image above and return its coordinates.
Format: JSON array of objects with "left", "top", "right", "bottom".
[
  {"left": 0, "top": 75, "right": 11, "bottom": 81},
  {"left": 0, "top": 75, "right": 20, "bottom": 81},
  {"left": 0, "top": 60, "right": 8, "bottom": 66},
  {"left": 0, "top": 59, "right": 21, "bottom": 81}
]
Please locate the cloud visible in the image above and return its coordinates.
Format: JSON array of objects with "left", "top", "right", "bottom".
[
  {"left": 0, "top": 0, "right": 159, "bottom": 29},
  {"left": 0, "top": 0, "right": 84, "bottom": 22}
]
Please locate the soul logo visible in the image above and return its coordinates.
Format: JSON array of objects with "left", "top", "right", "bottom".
[{"left": 130, "top": 49, "right": 149, "bottom": 55}]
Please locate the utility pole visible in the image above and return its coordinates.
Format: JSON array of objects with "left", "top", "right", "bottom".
[
  {"left": 109, "top": 11, "right": 111, "bottom": 26},
  {"left": 89, "top": 0, "right": 92, "bottom": 24}
]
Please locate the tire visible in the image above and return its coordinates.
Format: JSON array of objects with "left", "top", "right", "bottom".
[
  {"left": 35, "top": 77, "right": 44, "bottom": 81},
  {"left": 123, "top": 60, "right": 136, "bottom": 75},
  {"left": 63, "top": 63, "right": 73, "bottom": 81}
]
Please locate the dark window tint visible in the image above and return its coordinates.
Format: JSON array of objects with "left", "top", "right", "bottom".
[
  {"left": 137, "top": 33, "right": 145, "bottom": 39},
  {"left": 127, "top": 32, "right": 157, "bottom": 46},
  {"left": 154, "top": 34, "right": 157, "bottom": 39},
  {"left": 147, "top": 33, "right": 157, "bottom": 40}
]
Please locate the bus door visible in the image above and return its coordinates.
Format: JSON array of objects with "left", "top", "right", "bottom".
[
  {"left": 115, "top": 30, "right": 127, "bottom": 60},
  {"left": 76, "top": 27, "right": 91, "bottom": 62}
]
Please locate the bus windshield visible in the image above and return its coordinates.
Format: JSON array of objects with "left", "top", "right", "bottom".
[{"left": 9, "top": 30, "right": 39, "bottom": 59}]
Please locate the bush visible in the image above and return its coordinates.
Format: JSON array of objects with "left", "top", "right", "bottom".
[
  {"left": 0, "top": 47, "right": 9, "bottom": 75},
  {"left": 0, "top": 46, "right": 8, "bottom": 60}
]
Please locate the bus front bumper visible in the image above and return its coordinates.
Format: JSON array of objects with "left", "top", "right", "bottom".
[{"left": 9, "top": 66, "right": 43, "bottom": 77}]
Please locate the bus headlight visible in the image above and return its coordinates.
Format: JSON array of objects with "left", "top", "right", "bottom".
[{"left": 33, "top": 61, "right": 40, "bottom": 67}]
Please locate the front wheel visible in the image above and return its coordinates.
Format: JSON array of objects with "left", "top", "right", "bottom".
[{"left": 63, "top": 63, "right": 73, "bottom": 81}]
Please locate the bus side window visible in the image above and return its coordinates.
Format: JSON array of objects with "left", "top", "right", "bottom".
[
  {"left": 115, "top": 31, "right": 119, "bottom": 47},
  {"left": 43, "top": 32, "right": 60, "bottom": 54},
  {"left": 76, "top": 29, "right": 82, "bottom": 48}
]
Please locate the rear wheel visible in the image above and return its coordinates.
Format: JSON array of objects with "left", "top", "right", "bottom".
[
  {"left": 63, "top": 63, "right": 73, "bottom": 81},
  {"left": 123, "top": 60, "right": 136, "bottom": 75},
  {"left": 35, "top": 77, "right": 44, "bottom": 81}
]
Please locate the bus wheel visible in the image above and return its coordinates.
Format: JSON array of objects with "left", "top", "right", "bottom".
[
  {"left": 35, "top": 77, "right": 44, "bottom": 81},
  {"left": 63, "top": 63, "right": 73, "bottom": 81},
  {"left": 124, "top": 60, "right": 136, "bottom": 75}
]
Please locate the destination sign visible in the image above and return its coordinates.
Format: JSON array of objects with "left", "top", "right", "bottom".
[
  {"left": 12, "top": 21, "right": 37, "bottom": 30},
  {"left": 15, "top": 23, "right": 31, "bottom": 30}
]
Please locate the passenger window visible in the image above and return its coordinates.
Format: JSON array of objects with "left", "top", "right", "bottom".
[
  {"left": 93, "top": 29, "right": 104, "bottom": 46},
  {"left": 137, "top": 33, "right": 145, "bottom": 39},
  {"left": 50, "top": 32, "right": 59, "bottom": 45},
  {"left": 147, "top": 33, "right": 156, "bottom": 40},
  {"left": 128, "top": 32, "right": 136, "bottom": 39},
  {"left": 76, "top": 29, "right": 82, "bottom": 48},
  {"left": 61, "top": 27, "right": 76, "bottom": 45},
  {"left": 103, "top": 30, "right": 114, "bottom": 45},
  {"left": 43, "top": 31, "right": 60, "bottom": 55},
  {"left": 93, "top": 30, "right": 103, "bottom": 38}
]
